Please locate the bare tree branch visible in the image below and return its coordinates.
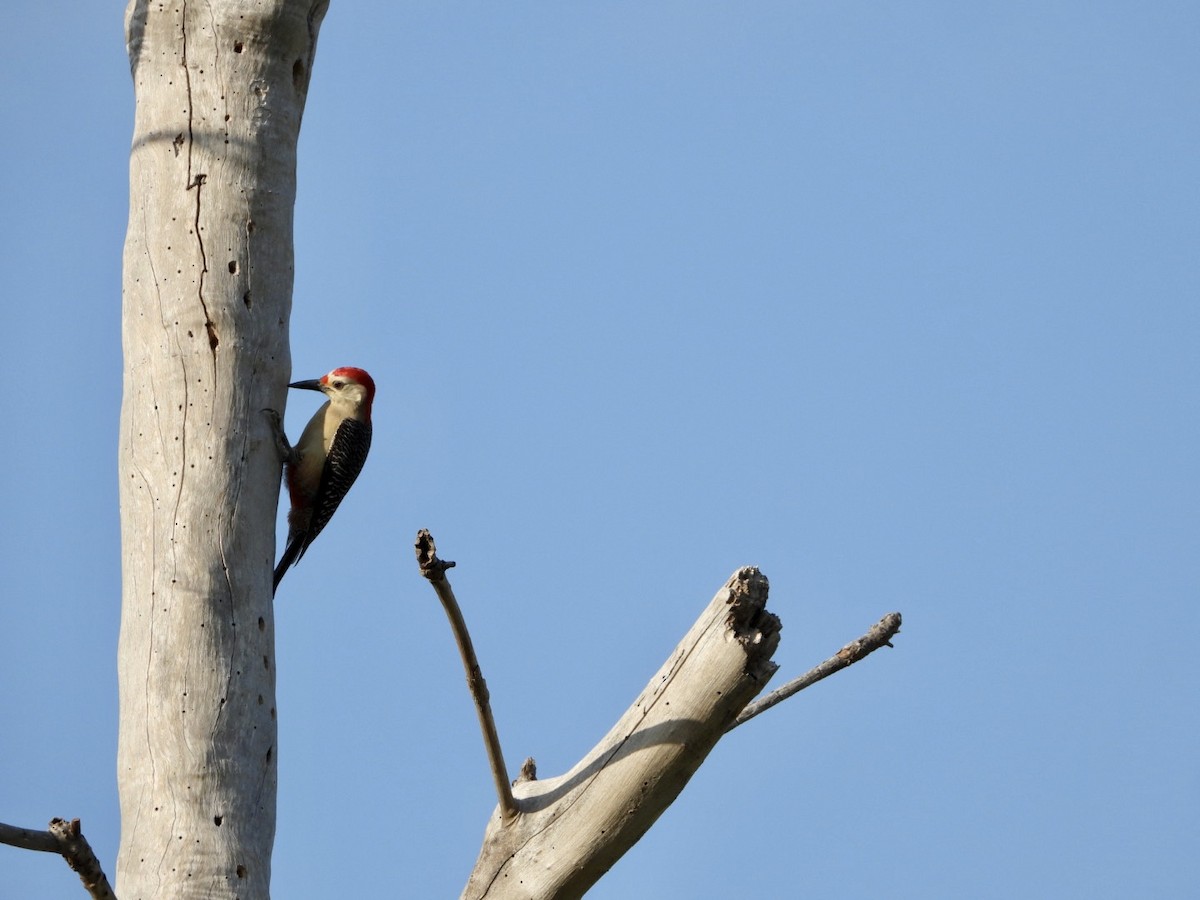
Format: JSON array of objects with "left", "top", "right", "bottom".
[
  {"left": 0, "top": 818, "right": 117, "bottom": 900},
  {"left": 416, "top": 534, "right": 902, "bottom": 897},
  {"left": 416, "top": 529, "right": 519, "bottom": 822},
  {"left": 461, "top": 566, "right": 781, "bottom": 899},
  {"left": 730, "top": 612, "right": 903, "bottom": 730}
]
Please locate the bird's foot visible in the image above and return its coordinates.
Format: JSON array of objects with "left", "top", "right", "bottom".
[{"left": 262, "top": 408, "right": 295, "bottom": 463}]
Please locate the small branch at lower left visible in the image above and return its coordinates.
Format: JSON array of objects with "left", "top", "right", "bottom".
[{"left": 0, "top": 817, "right": 117, "bottom": 900}]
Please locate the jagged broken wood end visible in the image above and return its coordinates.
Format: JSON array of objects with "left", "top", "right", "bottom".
[{"left": 461, "top": 566, "right": 780, "bottom": 900}]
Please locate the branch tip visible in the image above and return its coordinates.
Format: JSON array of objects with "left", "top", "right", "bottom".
[
  {"left": 415, "top": 528, "right": 456, "bottom": 581},
  {"left": 730, "top": 610, "right": 903, "bottom": 730}
]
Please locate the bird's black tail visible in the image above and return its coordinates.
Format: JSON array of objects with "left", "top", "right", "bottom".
[{"left": 272, "top": 535, "right": 305, "bottom": 596}]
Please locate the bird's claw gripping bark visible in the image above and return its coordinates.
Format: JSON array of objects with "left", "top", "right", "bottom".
[{"left": 262, "top": 408, "right": 295, "bottom": 463}]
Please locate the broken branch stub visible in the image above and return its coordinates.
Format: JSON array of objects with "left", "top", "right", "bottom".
[{"left": 462, "top": 567, "right": 780, "bottom": 900}]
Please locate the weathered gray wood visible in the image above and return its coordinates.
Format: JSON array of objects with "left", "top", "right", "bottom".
[
  {"left": 0, "top": 819, "right": 116, "bottom": 900},
  {"left": 462, "top": 568, "right": 780, "bottom": 899},
  {"left": 117, "top": 1, "right": 326, "bottom": 896}
]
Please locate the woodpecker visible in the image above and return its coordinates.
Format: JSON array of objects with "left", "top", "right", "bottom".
[{"left": 269, "top": 366, "right": 375, "bottom": 594}]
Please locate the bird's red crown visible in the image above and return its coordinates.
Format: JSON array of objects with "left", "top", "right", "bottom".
[{"left": 323, "top": 366, "right": 376, "bottom": 405}]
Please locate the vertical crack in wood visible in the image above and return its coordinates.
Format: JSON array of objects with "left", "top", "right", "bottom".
[{"left": 181, "top": 2, "right": 218, "bottom": 359}]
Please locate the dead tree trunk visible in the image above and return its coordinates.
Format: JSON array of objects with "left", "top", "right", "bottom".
[{"left": 117, "top": 1, "right": 326, "bottom": 896}]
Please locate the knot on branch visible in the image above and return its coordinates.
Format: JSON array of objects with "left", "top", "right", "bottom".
[
  {"left": 513, "top": 757, "right": 538, "bottom": 785},
  {"left": 416, "top": 528, "right": 456, "bottom": 581},
  {"left": 836, "top": 612, "right": 902, "bottom": 661}
]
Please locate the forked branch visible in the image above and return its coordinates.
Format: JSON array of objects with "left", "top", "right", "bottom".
[
  {"left": 730, "top": 611, "right": 903, "bottom": 729},
  {"left": 416, "top": 532, "right": 903, "bottom": 900},
  {"left": 0, "top": 818, "right": 117, "bottom": 900}
]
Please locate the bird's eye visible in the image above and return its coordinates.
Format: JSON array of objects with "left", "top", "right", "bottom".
[{"left": 332, "top": 380, "right": 344, "bottom": 389}]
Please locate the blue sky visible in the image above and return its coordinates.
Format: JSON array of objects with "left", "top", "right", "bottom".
[{"left": 2, "top": 2, "right": 1197, "bottom": 897}]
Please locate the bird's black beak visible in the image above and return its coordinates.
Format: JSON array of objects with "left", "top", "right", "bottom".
[{"left": 288, "top": 379, "right": 325, "bottom": 392}]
